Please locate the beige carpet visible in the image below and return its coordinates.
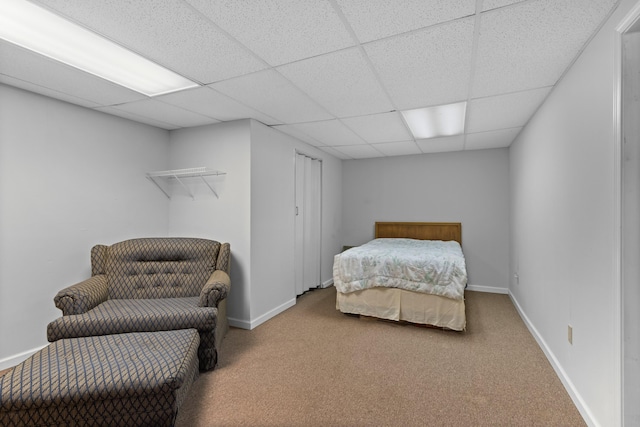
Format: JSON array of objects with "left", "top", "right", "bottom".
[{"left": 176, "top": 287, "right": 585, "bottom": 426}]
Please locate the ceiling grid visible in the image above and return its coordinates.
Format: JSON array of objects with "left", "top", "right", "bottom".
[{"left": 0, "top": 0, "right": 621, "bottom": 159}]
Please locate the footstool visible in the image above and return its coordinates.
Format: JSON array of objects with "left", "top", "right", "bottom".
[{"left": 0, "top": 329, "right": 200, "bottom": 426}]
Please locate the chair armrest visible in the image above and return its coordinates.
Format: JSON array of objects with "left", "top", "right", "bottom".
[
  {"left": 216, "top": 242, "right": 231, "bottom": 274},
  {"left": 53, "top": 275, "right": 109, "bottom": 315},
  {"left": 199, "top": 270, "right": 230, "bottom": 308}
]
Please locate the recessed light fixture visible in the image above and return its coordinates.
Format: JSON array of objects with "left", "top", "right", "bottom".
[
  {"left": 401, "top": 101, "right": 467, "bottom": 140},
  {"left": 0, "top": 0, "right": 199, "bottom": 97}
]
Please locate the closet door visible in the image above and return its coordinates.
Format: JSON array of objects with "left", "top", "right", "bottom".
[{"left": 294, "top": 153, "right": 322, "bottom": 295}]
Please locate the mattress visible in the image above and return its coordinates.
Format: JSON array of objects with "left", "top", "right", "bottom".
[{"left": 333, "top": 238, "right": 468, "bottom": 300}]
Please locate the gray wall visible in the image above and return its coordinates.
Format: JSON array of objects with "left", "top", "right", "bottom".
[
  {"left": 0, "top": 87, "right": 342, "bottom": 368},
  {"left": 167, "top": 119, "right": 343, "bottom": 329},
  {"left": 508, "top": 0, "right": 637, "bottom": 424},
  {"left": 341, "top": 148, "right": 510, "bottom": 291},
  {"left": 250, "top": 121, "right": 342, "bottom": 327},
  {"left": 167, "top": 120, "right": 252, "bottom": 325},
  {"left": 0, "top": 85, "right": 170, "bottom": 369}
]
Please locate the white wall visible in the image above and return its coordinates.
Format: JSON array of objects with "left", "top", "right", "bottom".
[
  {"left": 508, "top": 1, "right": 636, "bottom": 425},
  {"left": 250, "top": 122, "right": 297, "bottom": 326},
  {"left": 167, "top": 119, "right": 343, "bottom": 329},
  {"left": 0, "top": 93, "right": 341, "bottom": 368},
  {"left": 249, "top": 121, "right": 342, "bottom": 328},
  {"left": 342, "top": 149, "right": 510, "bottom": 291},
  {"left": 0, "top": 85, "right": 170, "bottom": 369},
  {"left": 167, "top": 120, "right": 252, "bottom": 325}
]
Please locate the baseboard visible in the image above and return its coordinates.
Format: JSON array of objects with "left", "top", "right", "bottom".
[
  {"left": 229, "top": 297, "right": 297, "bottom": 330},
  {"left": 321, "top": 279, "right": 334, "bottom": 288},
  {"left": 0, "top": 344, "right": 47, "bottom": 371},
  {"left": 508, "top": 291, "right": 598, "bottom": 427},
  {"left": 466, "top": 284, "right": 508, "bottom": 294},
  {"left": 227, "top": 317, "right": 251, "bottom": 330}
]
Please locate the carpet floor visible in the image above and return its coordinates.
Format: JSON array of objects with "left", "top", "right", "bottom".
[{"left": 176, "top": 286, "right": 585, "bottom": 426}]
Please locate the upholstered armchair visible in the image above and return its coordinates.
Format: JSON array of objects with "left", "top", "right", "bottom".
[{"left": 47, "top": 238, "right": 230, "bottom": 370}]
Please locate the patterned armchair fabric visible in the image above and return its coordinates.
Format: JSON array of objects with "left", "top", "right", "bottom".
[{"left": 49, "top": 238, "right": 230, "bottom": 370}]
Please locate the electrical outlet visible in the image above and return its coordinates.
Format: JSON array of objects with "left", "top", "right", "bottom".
[
  {"left": 514, "top": 273, "right": 519, "bottom": 284},
  {"left": 568, "top": 325, "right": 573, "bottom": 345}
]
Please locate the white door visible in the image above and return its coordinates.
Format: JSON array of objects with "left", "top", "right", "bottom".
[{"left": 294, "top": 153, "right": 322, "bottom": 295}]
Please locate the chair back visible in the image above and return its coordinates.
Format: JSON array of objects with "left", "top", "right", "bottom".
[{"left": 92, "top": 238, "right": 220, "bottom": 299}]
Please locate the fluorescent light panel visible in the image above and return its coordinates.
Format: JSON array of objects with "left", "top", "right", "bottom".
[
  {"left": 401, "top": 102, "right": 467, "bottom": 139},
  {"left": 0, "top": 0, "right": 199, "bottom": 96}
]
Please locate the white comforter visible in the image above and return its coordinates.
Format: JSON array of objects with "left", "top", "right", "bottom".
[{"left": 333, "top": 238, "right": 467, "bottom": 300}]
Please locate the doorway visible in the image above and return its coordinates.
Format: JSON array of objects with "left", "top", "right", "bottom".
[{"left": 294, "top": 152, "right": 322, "bottom": 296}]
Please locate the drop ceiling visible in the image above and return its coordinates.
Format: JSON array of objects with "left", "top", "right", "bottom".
[{"left": 0, "top": 0, "right": 619, "bottom": 159}]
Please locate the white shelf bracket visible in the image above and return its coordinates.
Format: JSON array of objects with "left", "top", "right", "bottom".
[
  {"left": 147, "top": 175, "right": 171, "bottom": 199},
  {"left": 146, "top": 167, "right": 225, "bottom": 200},
  {"left": 173, "top": 174, "right": 195, "bottom": 200},
  {"left": 199, "top": 175, "right": 219, "bottom": 198}
]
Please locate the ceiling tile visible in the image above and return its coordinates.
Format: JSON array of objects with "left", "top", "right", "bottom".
[
  {"left": 0, "top": 75, "right": 100, "bottom": 109},
  {"left": 482, "top": 0, "right": 526, "bottom": 12},
  {"left": 317, "top": 146, "right": 353, "bottom": 160},
  {"left": 271, "top": 125, "right": 326, "bottom": 147},
  {"left": 109, "top": 99, "right": 219, "bottom": 128},
  {"left": 416, "top": 135, "right": 465, "bottom": 153},
  {"left": 467, "top": 87, "right": 551, "bottom": 133},
  {"left": 372, "top": 141, "right": 421, "bottom": 157},
  {"left": 156, "top": 86, "right": 280, "bottom": 125},
  {"left": 4, "top": 0, "right": 618, "bottom": 159},
  {"left": 335, "top": 0, "right": 475, "bottom": 42},
  {"left": 33, "top": 0, "right": 266, "bottom": 84},
  {"left": 333, "top": 144, "right": 384, "bottom": 159},
  {"left": 94, "top": 106, "right": 179, "bottom": 130},
  {"left": 341, "top": 112, "right": 412, "bottom": 143},
  {"left": 186, "top": 0, "right": 354, "bottom": 66},
  {"left": 277, "top": 48, "right": 393, "bottom": 118},
  {"left": 0, "top": 41, "right": 146, "bottom": 106},
  {"left": 472, "top": 0, "right": 618, "bottom": 97},
  {"left": 289, "top": 120, "right": 366, "bottom": 146},
  {"left": 211, "top": 69, "right": 334, "bottom": 124},
  {"left": 364, "top": 17, "right": 475, "bottom": 110},
  {"left": 465, "top": 127, "right": 522, "bottom": 150}
]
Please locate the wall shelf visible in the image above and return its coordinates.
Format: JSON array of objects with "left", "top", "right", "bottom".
[{"left": 146, "top": 167, "right": 226, "bottom": 200}]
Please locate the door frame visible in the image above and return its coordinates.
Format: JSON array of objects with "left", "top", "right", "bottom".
[{"left": 614, "top": 2, "right": 640, "bottom": 424}]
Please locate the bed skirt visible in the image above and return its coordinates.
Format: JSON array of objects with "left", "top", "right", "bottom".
[{"left": 336, "top": 287, "right": 465, "bottom": 331}]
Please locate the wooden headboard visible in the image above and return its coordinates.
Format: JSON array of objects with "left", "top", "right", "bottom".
[{"left": 374, "top": 222, "right": 462, "bottom": 245}]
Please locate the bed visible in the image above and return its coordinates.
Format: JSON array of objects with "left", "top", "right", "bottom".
[{"left": 333, "top": 222, "right": 467, "bottom": 330}]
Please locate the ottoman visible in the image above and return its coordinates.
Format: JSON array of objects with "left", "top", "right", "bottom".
[{"left": 0, "top": 329, "right": 200, "bottom": 426}]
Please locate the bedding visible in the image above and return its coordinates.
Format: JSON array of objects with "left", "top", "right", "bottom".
[
  {"left": 335, "top": 287, "right": 466, "bottom": 330},
  {"left": 333, "top": 238, "right": 467, "bottom": 301}
]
